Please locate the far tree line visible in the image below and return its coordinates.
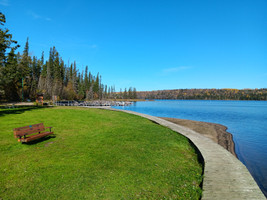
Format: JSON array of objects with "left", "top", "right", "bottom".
[
  {"left": 2, "top": 12, "right": 265, "bottom": 102},
  {"left": 0, "top": 12, "right": 136, "bottom": 102},
  {"left": 137, "top": 88, "right": 267, "bottom": 101}
]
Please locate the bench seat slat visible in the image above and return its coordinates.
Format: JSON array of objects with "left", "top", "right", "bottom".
[{"left": 21, "top": 131, "right": 54, "bottom": 143}]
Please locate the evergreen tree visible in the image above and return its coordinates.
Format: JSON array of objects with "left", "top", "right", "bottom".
[
  {"left": 30, "top": 56, "right": 40, "bottom": 99},
  {"left": 40, "top": 52, "right": 46, "bottom": 77},
  {"left": 108, "top": 86, "right": 111, "bottom": 99},
  {"left": 93, "top": 73, "right": 99, "bottom": 99},
  {"left": 2, "top": 49, "right": 20, "bottom": 100},
  {"left": 46, "top": 60, "right": 52, "bottom": 99},
  {"left": 69, "top": 63, "right": 73, "bottom": 82},
  {"left": 99, "top": 75, "right": 102, "bottom": 99},
  {"left": 19, "top": 38, "right": 30, "bottom": 77},
  {"left": 0, "top": 12, "right": 19, "bottom": 67},
  {"left": 84, "top": 65, "right": 89, "bottom": 91},
  {"left": 128, "top": 87, "right": 133, "bottom": 99},
  {"left": 77, "top": 72, "right": 85, "bottom": 99},
  {"left": 119, "top": 88, "right": 123, "bottom": 99},
  {"left": 37, "top": 52, "right": 47, "bottom": 97},
  {"left": 88, "top": 71, "right": 92, "bottom": 91},
  {"left": 104, "top": 85, "right": 108, "bottom": 99},
  {"left": 0, "top": 12, "right": 19, "bottom": 100},
  {"left": 133, "top": 87, "right": 137, "bottom": 99},
  {"left": 72, "top": 61, "right": 78, "bottom": 93},
  {"left": 123, "top": 88, "right": 128, "bottom": 99},
  {"left": 19, "top": 38, "right": 32, "bottom": 100},
  {"left": 52, "top": 51, "right": 63, "bottom": 97}
]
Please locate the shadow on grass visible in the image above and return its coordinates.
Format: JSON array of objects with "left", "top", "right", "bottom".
[
  {"left": 23, "top": 135, "right": 56, "bottom": 145},
  {"left": 0, "top": 106, "right": 52, "bottom": 117},
  {"left": 152, "top": 119, "right": 205, "bottom": 192},
  {"left": 188, "top": 139, "right": 204, "bottom": 192}
]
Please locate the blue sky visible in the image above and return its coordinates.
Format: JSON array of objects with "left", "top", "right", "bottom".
[{"left": 1, "top": 0, "right": 267, "bottom": 91}]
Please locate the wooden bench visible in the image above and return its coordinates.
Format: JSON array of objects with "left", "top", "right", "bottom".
[{"left": 13, "top": 123, "right": 53, "bottom": 143}]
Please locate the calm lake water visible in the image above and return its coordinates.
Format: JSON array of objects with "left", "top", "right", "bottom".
[{"left": 113, "top": 100, "right": 267, "bottom": 197}]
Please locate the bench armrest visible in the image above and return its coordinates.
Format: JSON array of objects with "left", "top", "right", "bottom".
[{"left": 46, "top": 126, "right": 53, "bottom": 132}]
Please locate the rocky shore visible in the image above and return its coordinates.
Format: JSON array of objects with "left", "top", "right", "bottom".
[{"left": 161, "top": 117, "right": 237, "bottom": 157}]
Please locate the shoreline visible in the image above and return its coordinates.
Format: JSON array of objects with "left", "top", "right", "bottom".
[
  {"left": 160, "top": 117, "right": 237, "bottom": 157},
  {"left": 105, "top": 108, "right": 266, "bottom": 199}
]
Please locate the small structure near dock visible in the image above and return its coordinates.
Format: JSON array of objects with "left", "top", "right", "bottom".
[{"left": 36, "top": 93, "right": 44, "bottom": 106}]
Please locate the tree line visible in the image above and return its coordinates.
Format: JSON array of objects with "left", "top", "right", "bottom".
[
  {"left": 137, "top": 88, "right": 267, "bottom": 101},
  {"left": 0, "top": 12, "right": 136, "bottom": 102}
]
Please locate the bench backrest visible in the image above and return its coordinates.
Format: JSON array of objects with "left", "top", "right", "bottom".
[{"left": 13, "top": 123, "right": 45, "bottom": 138}]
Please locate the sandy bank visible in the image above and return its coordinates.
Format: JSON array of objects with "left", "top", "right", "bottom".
[{"left": 161, "top": 117, "right": 236, "bottom": 157}]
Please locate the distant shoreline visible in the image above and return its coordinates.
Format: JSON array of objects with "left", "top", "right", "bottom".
[
  {"left": 137, "top": 88, "right": 267, "bottom": 101},
  {"left": 161, "top": 117, "right": 237, "bottom": 157}
]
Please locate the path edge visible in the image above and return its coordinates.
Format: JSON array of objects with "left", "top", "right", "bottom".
[{"left": 102, "top": 107, "right": 266, "bottom": 200}]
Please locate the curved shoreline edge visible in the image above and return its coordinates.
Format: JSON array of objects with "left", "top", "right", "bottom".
[
  {"left": 103, "top": 108, "right": 266, "bottom": 200},
  {"left": 160, "top": 117, "right": 237, "bottom": 157}
]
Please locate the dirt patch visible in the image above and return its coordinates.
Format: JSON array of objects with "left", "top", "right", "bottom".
[
  {"left": 161, "top": 117, "right": 236, "bottom": 157},
  {"left": 44, "top": 141, "right": 55, "bottom": 147}
]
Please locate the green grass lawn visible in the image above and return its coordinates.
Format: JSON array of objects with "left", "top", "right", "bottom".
[{"left": 0, "top": 106, "right": 203, "bottom": 199}]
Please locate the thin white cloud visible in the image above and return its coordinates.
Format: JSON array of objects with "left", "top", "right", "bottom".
[
  {"left": 90, "top": 44, "right": 97, "bottom": 49},
  {"left": 163, "top": 66, "right": 191, "bottom": 74},
  {"left": 27, "top": 10, "right": 52, "bottom": 21},
  {"left": 28, "top": 11, "right": 41, "bottom": 19},
  {"left": 0, "top": 0, "right": 9, "bottom": 6}
]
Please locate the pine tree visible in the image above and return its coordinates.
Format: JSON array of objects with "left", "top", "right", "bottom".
[
  {"left": 2, "top": 48, "right": 20, "bottom": 100},
  {"left": 37, "top": 52, "right": 47, "bottom": 96},
  {"left": 99, "top": 75, "right": 102, "bottom": 99},
  {"left": 0, "top": 12, "right": 20, "bottom": 100},
  {"left": 93, "top": 73, "right": 99, "bottom": 99},
  {"left": 0, "top": 12, "right": 19, "bottom": 67},
  {"left": 108, "top": 86, "right": 111, "bottom": 99},
  {"left": 88, "top": 71, "right": 92, "bottom": 91},
  {"left": 30, "top": 56, "right": 40, "bottom": 99},
  {"left": 72, "top": 61, "right": 78, "bottom": 93},
  {"left": 123, "top": 88, "right": 128, "bottom": 99},
  {"left": 53, "top": 51, "right": 63, "bottom": 97},
  {"left": 20, "top": 38, "right": 30, "bottom": 77},
  {"left": 84, "top": 65, "right": 89, "bottom": 91},
  {"left": 128, "top": 87, "right": 133, "bottom": 99},
  {"left": 133, "top": 87, "right": 137, "bottom": 99},
  {"left": 18, "top": 37, "right": 32, "bottom": 100},
  {"left": 104, "top": 85, "right": 108, "bottom": 99},
  {"left": 77, "top": 71, "right": 85, "bottom": 99}
]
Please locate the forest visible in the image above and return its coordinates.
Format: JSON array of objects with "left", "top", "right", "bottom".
[
  {"left": 0, "top": 12, "right": 136, "bottom": 102},
  {"left": 1, "top": 12, "right": 266, "bottom": 102},
  {"left": 137, "top": 88, "right": 267, "bottom": 101}
]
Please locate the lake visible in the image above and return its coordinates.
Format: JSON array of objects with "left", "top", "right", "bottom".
[{"left": 113, "top": 100, "right": 267, "bottom": 197}]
